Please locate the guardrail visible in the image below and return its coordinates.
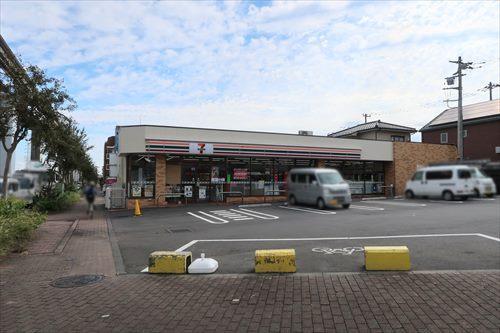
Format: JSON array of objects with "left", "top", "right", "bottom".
[
  {"left": 155, "top": 192, "right": 187, "bottom": 205},
  {"left": 217, "top": 191, "right": 244, "bottom": 204},
  {"left": 264, "top": 190, "right": 287, "bottom": 203}
]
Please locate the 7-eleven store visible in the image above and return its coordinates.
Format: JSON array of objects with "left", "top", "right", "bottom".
[{"left": 113, "top": 125, "right": 393, "bottom": 207}]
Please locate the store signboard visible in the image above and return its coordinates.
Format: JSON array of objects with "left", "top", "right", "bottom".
[{"left": 189, "top": 143, "right": 214, "bottom": 155}]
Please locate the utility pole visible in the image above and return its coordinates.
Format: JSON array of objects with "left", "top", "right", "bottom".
[
  {"left": 444, "top": 56, "right": 474, "bottom": 161},
  {"left": 480, "top": 82, "right": 500, "bottom": 101},
  {"left": 362, "top": 113, "right": 371, "bottom": 123}
]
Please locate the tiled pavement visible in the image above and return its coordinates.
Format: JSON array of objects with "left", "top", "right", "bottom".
[{"left": 1, "top": 201, "right": 499, "bottom": 332}]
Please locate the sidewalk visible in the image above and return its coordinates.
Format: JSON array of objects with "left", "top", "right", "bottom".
[{"left": 1, "top": 200, "right": 499, "bottom": 332}]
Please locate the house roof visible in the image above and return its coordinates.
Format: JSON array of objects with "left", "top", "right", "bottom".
[
  {"left": 420, "top": 99, "right": 500, "bottom": 131},
  {"left": 328, "top": 120, "right": 417, "bottom": 137}
]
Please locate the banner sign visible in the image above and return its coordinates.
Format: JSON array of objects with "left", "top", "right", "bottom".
[
  {"left": 189, "top": 143, "right": 214, "bottom": 155},
  {"left": 233, "top": 168, "right": 248, "bottom": 180}
]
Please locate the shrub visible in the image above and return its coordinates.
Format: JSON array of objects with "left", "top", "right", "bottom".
[
  {"left": 33, "top": 186, "right": 81, "bottom": 212},
  {"left": 0, "top": 198, "right": 46, "bottom": 255}
]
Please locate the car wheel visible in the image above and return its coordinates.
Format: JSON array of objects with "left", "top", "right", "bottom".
[
  {"left": 317, "top": 198, "right": 326, "bottom": 210},
  {"left": 289, "top": 195, "right": 296, "bottom": 206},
  {"left": 342, "top": 204, "right": 350, "bottom": 209},
  {"left": 442, "top": 190, "right": 454, "bottom": 201},
  {"left": 405, "top": 190, "right": 415, "bottom": 199}
]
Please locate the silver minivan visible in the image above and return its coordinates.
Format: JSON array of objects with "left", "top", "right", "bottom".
[{"left": 287, "top": 168, "right": 352, "bottom": 209}]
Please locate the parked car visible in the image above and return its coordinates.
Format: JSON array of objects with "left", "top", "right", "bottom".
[
  {"left": 405, "top": 165, "right": 474, "bottom": 201},
  {"left": 469, "top": 167, "right": 497, "bottom": 198},
  {"left": 287, "top": 168, "right": 351, "bottom": 209}
]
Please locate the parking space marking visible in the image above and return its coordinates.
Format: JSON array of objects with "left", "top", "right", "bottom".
[
  {"left": 428, "top": 200, "right": 463, "bottom": 204},
  {"left": 211, "top": 210, "right": 254, "bottom": 220},
  {"left": 470, "top": 198, "right": 496, "bottom": 201},
  {"left": 172, "top": 233, "right": 500, "bottom": 253},
  {"left": 231, "top": 208, "right": 279, "bottom": 220},
  {"left": 188, "top": 211, "right": 229, "bottom": 224},
  {"left": 350, "top": 205, "right": 385, "bottom": 211},
  {"left": 278, "top": 206, "right": 336, "bottom": 214},
  {"left": 312, "top": 247, "right": 364, "bottom": 255},
  {"left": 363, "top": 200, "right": 427, "bottom": 207}
]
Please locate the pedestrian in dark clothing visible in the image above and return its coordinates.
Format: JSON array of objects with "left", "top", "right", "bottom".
[{"left": 85, "top": 182, "right": 97, "bottom": 219}]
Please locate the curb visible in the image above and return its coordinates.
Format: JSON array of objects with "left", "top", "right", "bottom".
[
  {"left": 54, "top": 219, "right": 79, "bottom": 254},
  {"left": 106, "top": 215, "right": 127, "bottom": 275}
]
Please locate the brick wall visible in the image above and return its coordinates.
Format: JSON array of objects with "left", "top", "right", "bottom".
[
  {"left": 388, "top": 142, "right": 458, "bottom": 195},
  {"left": 155, "top": 155, "right": 166, "bottom": 200},
  {"left": 421, "top": 119, "right": 500, "bottom": 161}
]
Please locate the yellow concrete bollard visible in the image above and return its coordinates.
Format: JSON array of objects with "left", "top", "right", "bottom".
[
  {"left": 148, "top": 251, "right": 192, "bottom": 274},
  {"left": 134, "top": 199, "right": 142, "bottom": 216},
  {"left": 255, "top": 249, "right": 296, "bottom": 273},
  {"left": 364, "top": 246, "right": 410, "bottom": 271}
]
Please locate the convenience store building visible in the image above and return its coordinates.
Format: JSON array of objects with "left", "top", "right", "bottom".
[{"left": 110, "top": 125, "right": 457, "bottom": 207}]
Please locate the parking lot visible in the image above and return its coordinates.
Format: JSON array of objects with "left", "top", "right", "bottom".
[{"left": 109, "top": 196, "right": 500, "bottom": 274}]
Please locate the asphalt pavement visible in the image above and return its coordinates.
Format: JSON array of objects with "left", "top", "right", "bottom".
[{"left": 109, "top": 197, "right": 500, "bottom": 274}]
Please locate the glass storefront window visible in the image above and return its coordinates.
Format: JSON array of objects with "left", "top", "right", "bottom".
[
  {"left": 250, "top": 158, "right": 273, "bottom": 195},
  {"left": 129, "top": 155, "right": 156, "bottom": 198},
  {"left": 227, "top": 157, "right": 250, "bottom": 196}
]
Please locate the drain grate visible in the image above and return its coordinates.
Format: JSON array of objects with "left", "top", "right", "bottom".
[
  {"left": 166, "top": 228, "right": 192, "bottom": 233},
  {"left": 51, "top": 274, "right": 104, "bottom": 288}
]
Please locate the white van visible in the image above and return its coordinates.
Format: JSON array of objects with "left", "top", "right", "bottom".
[
  {"left": 287, "top": 168, "right": 352, "bottom": 209},
  {"left": 469, "top": 167, "right": 497, "bottom": 197},
  {"left": 405, "top": 165, "right": 474, "bottom": 201}
]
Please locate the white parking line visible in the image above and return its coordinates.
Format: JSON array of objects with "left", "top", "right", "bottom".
[
  {"left": 363, "top": 201, "right": 427, "bottom": 207},
  {"left": 142, "top": 233, "right": 500, "bottom": 272},
  {"left": 471, "top": 198, "right": 496, "bottom": 201},
  {"left": 236, "top": 208, "right": 279, "bottom": 219},
  {"left": 428, "top": 200, "right": 463, "bottom": 204},
  {"left": 187, "top": 211, "right": 229, "bottom": 224},
  {"left": 278, "top": 206, "right": 336, "bottom": 214},
  {"left": 350, "top": 205, "right": 385, "bottom": 211}
]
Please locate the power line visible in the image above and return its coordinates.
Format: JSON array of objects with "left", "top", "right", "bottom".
[{"left": 478, "top": 82, "right": 500, "bottom": 101}]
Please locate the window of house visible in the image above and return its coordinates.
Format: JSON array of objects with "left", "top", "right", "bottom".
[
  {"left": 391, "top": 135, "right": 405, "bottom": 142},
  {"left": 440, "top": 132, "right": 448, "bottom": 143}
]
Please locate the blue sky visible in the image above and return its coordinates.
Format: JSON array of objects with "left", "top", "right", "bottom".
[{"left": 1, "top": 0, "right": 499, "bottom": 172}]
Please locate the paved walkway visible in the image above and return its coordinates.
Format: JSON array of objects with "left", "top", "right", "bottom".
[{"left": 1, "top": 201, "right": 499, "bottom": 332}]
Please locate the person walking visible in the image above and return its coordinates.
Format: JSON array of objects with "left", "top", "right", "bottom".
[{"left": 84, "top": 181, "right": 97, "bottom": 219}]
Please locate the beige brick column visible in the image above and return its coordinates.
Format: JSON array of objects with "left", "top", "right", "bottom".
[
  {"left": 316, "top": 160, "right": 326, "bottom": 168},
  {"left": 155, "top": 155, "right": 166, "bottom": 199}
]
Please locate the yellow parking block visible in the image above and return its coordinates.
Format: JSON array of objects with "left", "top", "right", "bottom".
[
  {"left": 148, "top": 251, "right": 192, "bottom": 274},
  {"left": 255, "top": 249, "right": 296, "bottom": 273},
  {"left": 364, "top": 246, "right": 410, "bottom": 271}
]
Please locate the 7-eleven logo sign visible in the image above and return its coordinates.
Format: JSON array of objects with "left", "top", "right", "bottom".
[{"left": 189, "top": 143, "right": 214, "bottom": 155}]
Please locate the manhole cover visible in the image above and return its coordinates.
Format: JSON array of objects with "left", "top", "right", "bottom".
[
  {"left": 51, "top": 275, "right": 104, "bottom": 288},
  {"left": 166, "top": 228, "right": 192, "bottom": 233}
]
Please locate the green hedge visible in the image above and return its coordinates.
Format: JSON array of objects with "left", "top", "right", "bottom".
[
  {"left": 0, "top": 198, "right": 46, "bottom": 255},
  {"left": 33, "top": 190, "right": 81, "bottom": 212}
]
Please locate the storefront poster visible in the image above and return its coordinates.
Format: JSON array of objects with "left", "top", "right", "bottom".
[
  {"left": 132, "top": 185, "right": 142, "bottom": 197},
  {"left": 184, "top": 186, "right": 193, "bottom": 198},
  {"left": 144, "top": 185, "right": 154, "bottom": 198},
  {"left": 233, "top": 168, "right": 248, "bottom": 180},
  {"left": 199, "top": 187, "right": 206, "bottom": 199}
]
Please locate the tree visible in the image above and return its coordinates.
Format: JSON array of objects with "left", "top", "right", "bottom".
[{"left": 0, "top": 64, "right": 75, "bottom": 197}]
